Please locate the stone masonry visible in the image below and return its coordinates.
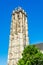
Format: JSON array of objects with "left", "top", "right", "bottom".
[{"left": 7, "top": 7, "right": 29, "bottom": 65}]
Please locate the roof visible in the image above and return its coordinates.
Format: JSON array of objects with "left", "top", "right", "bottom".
[{"left": 35, "top": 43, "right": 43, "bottom": 50}]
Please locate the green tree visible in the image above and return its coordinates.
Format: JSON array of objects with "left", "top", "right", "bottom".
[{"left": 17, "top": 45, "right": 43, "bottom": 65}]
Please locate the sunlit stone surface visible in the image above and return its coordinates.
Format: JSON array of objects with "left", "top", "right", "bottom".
[{"left": 7, "top": 7, "right": 29, "bottom": 65}]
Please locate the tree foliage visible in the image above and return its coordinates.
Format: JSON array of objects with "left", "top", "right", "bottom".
[{"left": 17, "top": 45, "right": 43, "bottom": 65}]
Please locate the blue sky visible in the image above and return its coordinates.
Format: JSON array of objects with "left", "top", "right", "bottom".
[{"left": 0, "top": 0, "right": 43, "bottom": 65}]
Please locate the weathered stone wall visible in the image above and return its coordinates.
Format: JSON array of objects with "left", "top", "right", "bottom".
[{"left": 7, "top": 7, "right": 29, "bottom": 65}]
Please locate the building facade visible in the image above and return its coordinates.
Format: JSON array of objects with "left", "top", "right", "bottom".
[
  {"left": 7, "top": 7, "right": 29, "bottom": 65},
  {"left": 35, "top": 43, "right": 43, "bottom": 53}
]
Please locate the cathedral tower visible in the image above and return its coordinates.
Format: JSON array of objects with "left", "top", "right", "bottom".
[{"left": 7, "top": 7, "right": 29, "bottom": 65}]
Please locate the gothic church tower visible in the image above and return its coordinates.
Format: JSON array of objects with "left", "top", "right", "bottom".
[{"left": 7, "top": 7, "right": 29, "bottom": 65}]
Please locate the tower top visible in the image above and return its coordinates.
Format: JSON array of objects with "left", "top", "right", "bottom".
[{"left": 12, "top": 7, "right": 27, "bottom": 16}]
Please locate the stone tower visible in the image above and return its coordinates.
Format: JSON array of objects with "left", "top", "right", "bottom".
[{"left": 7, "top": 7, "right": 29, "bottom": 65}]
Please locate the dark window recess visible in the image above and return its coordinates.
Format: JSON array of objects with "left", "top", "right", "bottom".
[
  {"left": 18, "top": 15, "right": 20, "bottom": 19},
  {"left": 14, "top": 17, "right": 15, "bottom": 19}
]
